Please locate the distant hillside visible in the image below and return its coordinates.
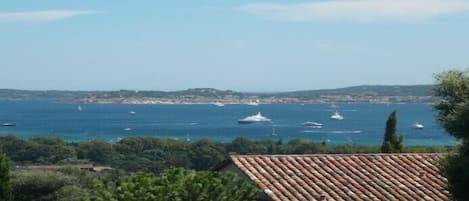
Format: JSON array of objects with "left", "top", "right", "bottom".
[
  {"left": 0, "top": 85, "right": 436, "bottom": 103},
  {"left": 0, "top": 89, "right": 93, "bottom": 100},
  {"left": 89, "top": 88, "right": 245, "bottom": 99},
  {"left": 277, "top": 85, "right": 435, "bottom": 99}
]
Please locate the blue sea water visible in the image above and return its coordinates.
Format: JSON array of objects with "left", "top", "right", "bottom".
[{"left": 0, "top": 100, "right": 456, "bottom": 145}]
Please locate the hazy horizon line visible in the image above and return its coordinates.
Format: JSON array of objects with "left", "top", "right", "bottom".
[{"left": 0, "top": 83, "right": 435, "bottom": 93}]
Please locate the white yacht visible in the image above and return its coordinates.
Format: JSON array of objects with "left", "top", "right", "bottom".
[
  {"left": 2, "top": 122, "right": 16, "bottom": 127},
  {"left": 213, "top": 102, "right": 225, "bottom": 107},
  {"left": 330, "top": 103, "right": 339, "bottom": 108},
  {"left": 129, "top": 111, "right": 136, "bottom": 115},
  {"left": 124, "top": 127, "right": 132, "bottom": 131},
  {"left": 302, "top": 121, "right": 323, "bottom": 128},
  {"left": 330, "top": 111, "right": 344, "bottom": 120},
  {"left": 238, "top": 112, "right": 271, "bottom": 124},
  {"left": 412, "top": 122, "right": 424, "bottom": 129},
  {"left": 246, "top": 100, "right": 260, "bottom": 106}
]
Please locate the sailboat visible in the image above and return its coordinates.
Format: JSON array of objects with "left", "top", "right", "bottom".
[
  {"left": 271, "top": 127, "right": 277, "bottom": 136},
  {"left": 330, "top": 111, "right": 344, "bottom": 120},
  {"left": 77, "top": 105, "right": 83, "bottom": 111}
]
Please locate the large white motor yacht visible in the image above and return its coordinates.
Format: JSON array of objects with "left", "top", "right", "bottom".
[{"left": 238, "top": 112, "right": 271, "bottom": 124}]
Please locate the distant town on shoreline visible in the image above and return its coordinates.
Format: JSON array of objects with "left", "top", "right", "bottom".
[{"left": 0, "top": 84, "right": 436, "bottom": 104}]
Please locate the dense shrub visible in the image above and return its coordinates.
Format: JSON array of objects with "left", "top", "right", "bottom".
[{"left": 91, "top": 168, "right": 259, "bottom": 201}]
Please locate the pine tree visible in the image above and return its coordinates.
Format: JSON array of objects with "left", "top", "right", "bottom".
[
  {"left": 434, "top": 70, "right": 469, "bottom": 200},
  {"left": 0, "top": 151, "right": 13, "bottom": 201},
  {"left": 381, "top": 110, "right": 403, "bottom": 153}
]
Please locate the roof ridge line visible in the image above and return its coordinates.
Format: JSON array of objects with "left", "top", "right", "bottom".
[{"left": 230, "top": 153, "right": 445, "bottom": 158}]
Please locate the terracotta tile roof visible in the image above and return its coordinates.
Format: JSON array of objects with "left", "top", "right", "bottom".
[{"left": 228, "top": 154, "right": 450, "bottom": 201}]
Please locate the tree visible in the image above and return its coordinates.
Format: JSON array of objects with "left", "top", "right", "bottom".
[
  {"left": 0, "top": 150, "right": 13, "bottom": 201},
  {"left": 91, "top": 168, "right": 259, "bottom": 201},
  {"left": 0, "top": 135, "right": 28, "bottom": 162},
  {"left": 227, "top": 137, "right": 269, "bottom": 154},
  {"left": 189, "top": 139, "right": 226, "bottom": 170},
  {"left": 10, "top": 170, "right": 79, "bottom": 201},
  {"left": 381, "top": 110, "right": 403, "bottom": 153},
  {"left": 434, "top": 70, "right": 469, "bottom": 201},
  {"left": 76, "top": 141, "right": 115, "bottom": 164}
]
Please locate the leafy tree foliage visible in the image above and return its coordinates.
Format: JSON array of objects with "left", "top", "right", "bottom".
[
  {"left": 381, "top": 110, "right": 403, "bottom": 153},
  {"left": 54, "top": 185, "right": 90, "bottom": 201},
  {"left": 435, "top": 70, "right": 469, "bottom": 140},
  {"left": 91, "top": 168, "right": 259, "bottom": 201},
  {"left": 189, "top": 139, "right": 226, "bottom": 170},
  {"left": 434, "top": 70, "right": 469, "bottom": 201},
  {"left": 8, "top": 167, "right": 105, "bottom": 201},
  {"left": 0, "top": 136, "right": 75, "bottom": 164},
  {"left": 113, "top": 137, "right": 192, "bottom": 173},
  {"left": 0, "top": 150, "right": 13, "bottom": 201},
  {"left": 0, "top": 135, "right": 28, "bottom": 162},
  {"left": 77, "top": 141, "right": 115, "bottom": 164},
  {"left": 0, "top": 135, "right": 454, "bottom": 174},
  {"left": 11, "top": 170, "right": 79, "bottom": 201}
]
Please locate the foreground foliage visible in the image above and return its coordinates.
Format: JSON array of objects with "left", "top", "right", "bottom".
[
  {"left": 381, "top": 110, "right": 403, "bottom": 153},
  {"left": 10, "top": 169, "right": 94, "bottom": 201},
  {"left": 434, "top": 70, "right": 469, "bottom": 201},
  {"left": 0, "top": 150, "right": 13, "bottom": 201},
  {"left": 91, "top": 168, "right": 259, "bottom": 201},
  {"left": 0, "top": 135, "right": 455, "bottom": 174}
]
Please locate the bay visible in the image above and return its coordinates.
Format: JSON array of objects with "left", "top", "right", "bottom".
[{"left": 0, "top": 100, "right": 456, "bottom": 145}]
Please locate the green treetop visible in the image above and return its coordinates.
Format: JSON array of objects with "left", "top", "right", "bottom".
[
  {"left": 0, "top": 150, "right": 13, "bottom": 201},
  {"left": 91, "top": 168, "right": 259, "bottom": 201},
  {"left": 381, "top": 110, "right": 403, "bottom": 153},
  {"left": 434, "top": 70, "right": 469, "bottom": 201}
]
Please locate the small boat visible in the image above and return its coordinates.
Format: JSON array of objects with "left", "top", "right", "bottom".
[
  {"left": 330, "top": 111, "right": 344, "bottom": 120},
  {"left": 302, "top": 121, "right": 323, "bottom": 128},
  {"left": 77, "top": 105, "right": 83, "bottom": 111},
  {"left": 246, "top": 100, "right": 260, "bottom": 106},
  {"left": 412, "top": 122, "right": 424, "bottom": 129},
  {"left": 238, "top": 112, "right": 271, "bottom": 124},
  {"left": 330, "top": 103, "right": 339, "bottom": 108},
  {"left": 213, "top": 102, "right": 225, "bottom": 107},
  {"left": 129, "top": 111, "right": 136, "bottom": 115},
  {"left": 271, "top": 127, "right": 277, "bottom": 136},
  {"left": 2, "top": 122, "right": 16, "bottom": 127},
  {"left": 124, "top": 127, "right": 132, "bottom": 131}
]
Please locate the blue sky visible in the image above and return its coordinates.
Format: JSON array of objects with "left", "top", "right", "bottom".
[{"left": 1, "top": 0, "right": 468, "bottom": 92}]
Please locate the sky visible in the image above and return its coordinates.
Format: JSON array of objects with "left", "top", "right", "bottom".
[{"left": 0, "top": 0, "right": 468, "bottom": 92}]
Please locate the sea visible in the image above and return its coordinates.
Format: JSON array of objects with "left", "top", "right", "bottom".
[{"left": 0, "top": 100, "right": 457, "bottom": 145}]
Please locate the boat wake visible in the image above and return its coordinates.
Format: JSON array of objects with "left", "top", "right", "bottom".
[
  {"left": 170, "top": 122, "right": 199, "bottom": 126},
  {"left": 301, "top": 130, "right": 362, "bottom": 134},
  {"left": 325, "top": 109, "right": 357, "bottom": 112},
  {"left": 331, "top": 130, "right": 362, "bottom": 134}
]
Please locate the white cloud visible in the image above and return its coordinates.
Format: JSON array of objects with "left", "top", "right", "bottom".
[
  {"left": 239, "top": 0, "right": 469, "bottom": 22},
  {"left": 0, "top": 10, "right": 102, "bottom": 23}
]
